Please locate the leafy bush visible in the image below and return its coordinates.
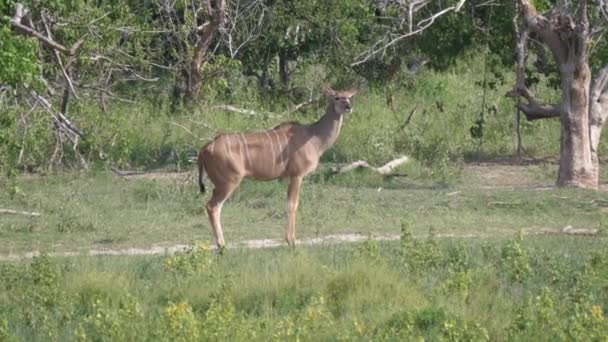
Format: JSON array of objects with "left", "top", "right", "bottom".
[
  {"left": 75, "top": 296, "right": 143, "bottom": 342},
  {"left": 400, "top": 219, "right": 442, "bottom": 273},
  {"left": 499, "top": 233, "right": 531, "bottom": 282},
  {"left": 162, "top": 302, "right": 200, "bottom": 342},
  {"left": 163, "top": 242, "right": 215, "bottom": 277}
]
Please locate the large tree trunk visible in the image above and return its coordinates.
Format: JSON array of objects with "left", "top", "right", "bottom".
[
  {"left": 557, "top": 63, "right": 597, "bottom": 188},
  {"left": 510, "top": 0, "right": 608, "bottom": 189}
]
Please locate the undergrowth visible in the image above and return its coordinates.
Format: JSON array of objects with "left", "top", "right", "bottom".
[{"left": 1, "top": 230, "right": 607, "bottom": 341}]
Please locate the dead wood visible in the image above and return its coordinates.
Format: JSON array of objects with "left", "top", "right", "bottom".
[
  {"left": 110, "top": 166, "right": 145, "bottom": 177},
  {"left": 214, "top": 104, "right": 280, "bottom": 118},
  {"left": 0, "top": 208, "right": 41, "bottom": 217},
  {"left": 330, "top": 156, "right": 409, "bottom": 176},
  {"left": 534, "top": 226, "right": 600, "bottom": 236}
]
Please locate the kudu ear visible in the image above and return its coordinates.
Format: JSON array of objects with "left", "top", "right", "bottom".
[
  {"left": 344, "top": 88, "right": 358, "bottom": 98},
  {"left": 344, "top": 82, "right": 364, "bottom": 98},
  {"left": 322, "top": 84, "right": 336, "bottom": 97}
]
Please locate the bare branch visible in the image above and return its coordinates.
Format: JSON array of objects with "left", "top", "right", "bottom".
[
  {"left": 352, "top": 0, "right": 467, "bottom": 66},
  {"left": 516, "top": 102, "right": 562, "bottom": 120},
  {"left": 213, "top": 104, "right": 279, "bottom": 118},
  {"left": 11, "top": 3, "right": 86, "bottom": 56},
  {"left": 41, "top": 12, "right": 79, "bottom": 100},
  {"left": 168, "top": 121, "right": 196, "bottom": 138},
  {"left": 506, "top": 87, "right": 562, "bottom": 120}
]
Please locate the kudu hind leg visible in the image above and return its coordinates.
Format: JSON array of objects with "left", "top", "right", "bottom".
[
  {"left": 206, "top": 180, "right": 240, "bottom": 248},
  {"left": 286, "top": 176, "right": 303, "bottom": 246}
]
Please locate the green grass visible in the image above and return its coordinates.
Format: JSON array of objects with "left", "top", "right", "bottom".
[
  {"left": 1, "top": 235, "right": 607, "bottom": 341},
  {"left": 0, "top": 165, "right": 607, "bottom": 255}
]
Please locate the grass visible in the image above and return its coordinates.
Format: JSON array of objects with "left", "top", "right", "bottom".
[
  {"left": 1, "top": 162, "right": 607, "bottom": 255},
  {"left": 2, "top": 54, "right": 608, "bottom": 340},
  {"left": 1, "top": 234, "right": 607, "bottom": 340}
]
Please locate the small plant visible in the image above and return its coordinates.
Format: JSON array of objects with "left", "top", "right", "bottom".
[
  {"left": 508, "top": 287, "right": 564, "bottom": 340},
  {"left": 354, "top": 235, "right": 381, "bottom": 263},
  {"left": 441, "top": 317, "right": 490, "bottom": 342},
  {"left": 201, "top": 299, "right": 238, "bottom": 340},
  {"left": 163, "top": 241, "right": 214, "bottom": 277},
  {"left": 162, "top": 301, "right": 200, "bottom": 342},
  {"left": 0, "top": 318, "right": 15, "bottom": 342},
  {"left": 75, "top": 296, "right": 143, "bottom": 342},
  {"left": 55, "top": 209, "right": 96, "bottom": 234},
  {"left": 598, "top": 215, "right": 608, "bottom": 235},
  {"left": 273, "top": 295, "right": 335, "bottom": 340},
  {"left": 400, "top": 219, "right": 442, "bottom": 273},
  {"left": 382, "top": 310, "right": 417, "bottom": 338},
  {"left": 499, "top": 232, "right": 531, "bottom": 282},
  {"left": 326, "top": 270, "right": 370, "bottom": 316},
  {"left": 440, "top": 270, "right": 474, "bottom": 297}
]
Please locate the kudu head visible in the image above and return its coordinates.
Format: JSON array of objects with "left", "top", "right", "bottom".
[{"left": 323, "top": 85, "right": 358, "bottom": 116}]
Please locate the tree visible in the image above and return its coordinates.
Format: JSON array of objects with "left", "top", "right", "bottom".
[
  {"left": 508, "top": 0, "right": 608, "bottom": 189},
  {"left": 187, "top": 0, "right": 227, "bottom": 100}
]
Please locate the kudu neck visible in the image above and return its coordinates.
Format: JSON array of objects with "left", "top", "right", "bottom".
[{"left": 309, "top": 105, "right": 344, "bottom": 154}]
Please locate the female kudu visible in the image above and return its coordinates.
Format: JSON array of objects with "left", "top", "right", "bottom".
[{"left": 198, "top": 86, "right": 357, "bottom": 248}]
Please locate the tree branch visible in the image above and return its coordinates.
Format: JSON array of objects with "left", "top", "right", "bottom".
[
  {"left": 516, "top": 102, "right": 562, "bottom": 120},
  {"left": 11, "top": 3, "right": 86, "bottom": 56},
  {"left": 589, "top": 65, "right": 608, "bottom": 151},
  {"left": 41, "top": 12, "right": 79, "bottom": 100},
  {"left": 351, "top": 0, "right": 466, "bottom": 66},
  {"left": 515, "top": 0, "right": 567, "bottom": 65}
]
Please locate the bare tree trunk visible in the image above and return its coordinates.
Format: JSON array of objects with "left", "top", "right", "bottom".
[
  {"left": 279, "top": 51, "right": 290, "bottom": 87},
  {"left": 508, "top": 0, "right": 608, "bottom": 189},
  {"left": 187, "top": 0, "right": 227, "bottom": 101},
  {"left": 557, "top": 64, "right": 597, "bottom": 187}
]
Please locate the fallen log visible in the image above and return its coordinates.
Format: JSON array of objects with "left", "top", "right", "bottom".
[
  {"left": 0, "top": 208, "right": 41, "bottom": 217},
  {"left": 330, "top": 156, "right": 409, "bottom": 176}
]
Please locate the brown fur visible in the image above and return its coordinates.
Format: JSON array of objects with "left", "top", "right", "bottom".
[{"left": 198, "top": 87, "right": 357, "bottom": 247}]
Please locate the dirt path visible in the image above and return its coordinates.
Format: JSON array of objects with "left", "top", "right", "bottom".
[{"left": 0, "top": 227, "right": 599, "bottom": 261}]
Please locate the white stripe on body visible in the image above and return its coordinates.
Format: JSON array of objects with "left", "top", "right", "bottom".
[
  {"left": 277, "top": 131, "right": 290, "bottom": 163},
  {"left": 240, "top": 133, "right": 253, "bottom": 168},
  {"left": 209, "top": 140, "right": 215, "bottom": 154},
  {"left": 264, "top": 131, "right": 276, "bottom": 163},
  {"left": 271, "top": 130, "right": 283, "bottom": 162},
  {"left": 225, "top": 135, "right": 233, "bottom": 160}
]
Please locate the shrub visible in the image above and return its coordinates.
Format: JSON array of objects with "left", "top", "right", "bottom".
[
  {"left": 499, "top": 233, "right": 531, "bottom": 282},
  {"left": 163, "top": 242, "right": 215, "bottom": 277},
  {"left": 400, "top": 219, "right": 442, "bottom": 273},
  {"left": 162, "top": 301, "right": 200, "bottom": 342},
  {"left": 75, "top": 296, "right": 143, "bottom": 342}
]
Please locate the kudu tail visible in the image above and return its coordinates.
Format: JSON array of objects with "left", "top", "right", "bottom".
[{"left": 198, "top": 153, "right": 206, "bottom": 194}]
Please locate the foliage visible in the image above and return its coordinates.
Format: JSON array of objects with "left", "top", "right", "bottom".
[
  {"left": 163, "top": 241, "right": 215, "bottom": 277},
  {"left": 400, "top": 218, "right": 442, "bottom": 273},
  {"left": 161, "top": 302, "right": 200, "bottom": 342},
  {"left": 1, "top": 237, "right": 608, "bottom": 340},
  {"left": 499, "top": 232, "right": 532, "bottom": 282},
  {"left": 0, "top": 0, "right": 570, "bottom": 174}
]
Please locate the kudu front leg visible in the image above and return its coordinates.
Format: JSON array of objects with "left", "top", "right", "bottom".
[{"left": 286, "top": 176, "right": 303, "bottom": 246}]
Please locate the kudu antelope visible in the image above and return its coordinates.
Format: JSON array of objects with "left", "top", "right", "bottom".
[{"left": 198, "top": 86, "right": 357, "bottom": 248}]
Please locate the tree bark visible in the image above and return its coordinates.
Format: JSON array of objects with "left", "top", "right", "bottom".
[
  {"left": 512, "top": 0, "right": 606, "bottom": 189},
  {"left": 187, "top": 0, "right": 227, "bottom": 101},
  {"left": 557, "top": 63, "right": 596, "bottom": 187}
]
